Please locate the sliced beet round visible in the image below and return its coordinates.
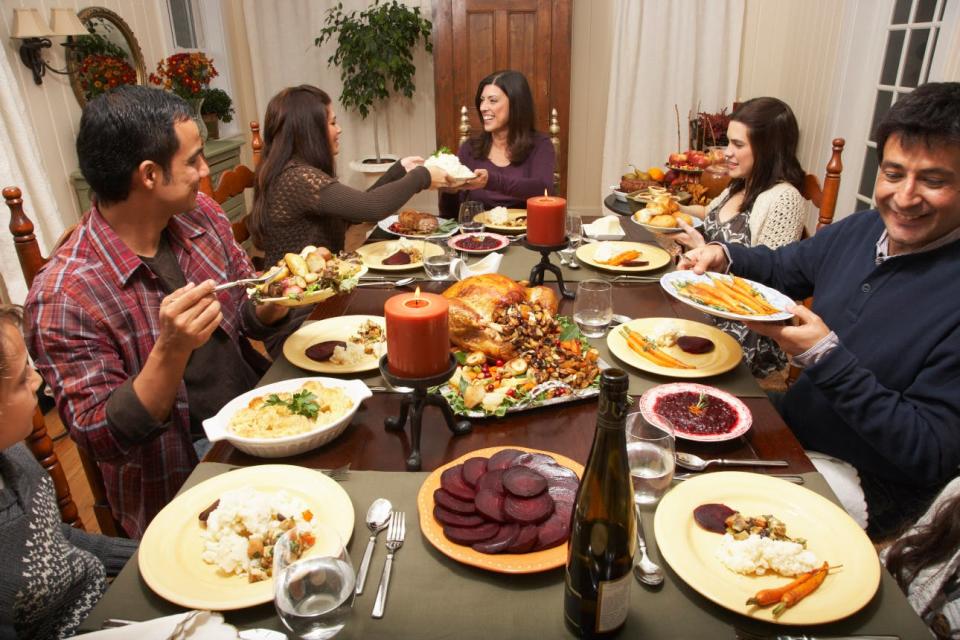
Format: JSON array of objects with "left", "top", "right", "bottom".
[
  {"left": 512, "top": 452, "right": 557, "bottom": 468},
  {"left": 535, "top": 512, "right": 571, "bottom": 550},
  {"left": 488, "top": 448, "right": 525, "bottom": 471},
  {"left": 693, "top": 503, "right": 736, "bottom": 534},
  {"left": 472, "top": 523, "right": 520, "bottom": 554},
  {"left": 462, "top": 457, "right": 488, "bottom": 488},
  {"left": 440, "top": 465, "right": 476, "bottom": 501},
  {"left": 506, "top": 524, "right": 540, "bottom": 553},
  {"left": 513, "top": 454, "right": 578, "bottom": 483},
  {"left": 433, "top": 504, "right": 484, "bottom": 528},
  {"left": 475, "top": 469, "right": 505, "bottom": 495},
  {"left": 547, "top": 482, "right": 578, "bottom": 509},
  {"left": 677, "top": 335, "right": 715, "bottom": 354},
  {"left": 304, "top": 340, "right": 347, "bottom": 362},
  {"left": 475, "top": 488, "right": 507, "bottom": 523},
  {"left": 444, "top": 522, "right": 500, "bottom": 545},
  {"left": 502, "top": 466, "right": 548, "bottom": 498},
  {"left": 434, "top": 488, "right": 476, "bottom": 514},
  {"left": 504, "top": 492, "right": 555, "bottom": 524}
]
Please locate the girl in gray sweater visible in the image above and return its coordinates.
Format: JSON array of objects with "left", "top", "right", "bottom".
[{"left": 0, "top": 305, "right": 137, "bottom": 638}]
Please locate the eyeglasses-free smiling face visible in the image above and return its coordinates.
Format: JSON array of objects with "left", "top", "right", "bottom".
[
  {"left": 327, "top": 107, "right": 342, "bottom": 156},
  {"left": 479, "top": 84, "right": 510, "bottom": 135},
  {"left": 875, "top": 133, "right": 960, "bottom": 256},
  {"left": 724, "top": 121, "right": 755, "bottom": 180}
]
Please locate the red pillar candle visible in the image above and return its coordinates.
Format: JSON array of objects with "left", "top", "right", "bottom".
[
  {"left": 384, "top": 288, "right": 450, "bottom": 378},
  {"left": 526, "top": 194, "right": 566, "bottom": 245}
]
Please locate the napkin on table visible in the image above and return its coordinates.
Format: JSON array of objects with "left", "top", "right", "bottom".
[
  {"left": 449, "top": 252, "right": 503, "bottom": 280},
  {"left": 583, "top": 215, "right": 625, "bottom": 240},
  {"left": 79, "top": 611, "right": 240, "bottom": 640}
]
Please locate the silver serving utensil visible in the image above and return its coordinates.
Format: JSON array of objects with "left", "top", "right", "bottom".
[
  {"left": 356, "top": 277, "right": 415, "bottom": 288},
  {"left": 674, "top": 472, "right": 804, "bottom": 484},
  {"left": 675, "top": 452, "right": 788, "bottom": 471},
  {"left": 555, "top": 251, "right": 569, "bottom": 266},
  {"left": 356, "top": 499, "right": 393, "bottom": 595},
  {"left": 372, "top": 511, "right": 405, "bottom": 618},
  {"left": 633, "top": 504, "right": 664, "bottom": 586}
]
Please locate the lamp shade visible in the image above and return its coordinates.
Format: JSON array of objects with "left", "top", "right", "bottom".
[
  {"left": 12, "top": 8, "right": 51, "bottom": 38},
  {"left": 49, "top": 9, "right": 88, "bottom": 37}
]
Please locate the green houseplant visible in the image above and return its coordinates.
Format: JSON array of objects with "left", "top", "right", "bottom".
[
  {"left": 200, "top": 87, "right": 234, "bottom": 140},
  {"left": 315, "top": 0, "right": 432, "bottom": 166}
]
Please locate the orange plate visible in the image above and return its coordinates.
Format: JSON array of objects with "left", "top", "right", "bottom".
[{"left": 417, "top": 446, "right": 583, "bottom": 574}]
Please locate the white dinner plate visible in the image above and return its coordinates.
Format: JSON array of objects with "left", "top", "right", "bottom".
[
  {"left": 377, "top": 214, "right": 459, "bottom": 239},
  {"left": 660, "top": 271, "right": 794, "bottom": 322}
]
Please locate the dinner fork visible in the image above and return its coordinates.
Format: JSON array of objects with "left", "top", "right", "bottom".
[
  {"left": 371, "top": 511, "right": 405, "bottom": 619},
  {"left": 213, "top": 269, "right": 281, "bottom": 292},
  {"left": 734, "top": 629, "right": 898, "bottom": 640}
]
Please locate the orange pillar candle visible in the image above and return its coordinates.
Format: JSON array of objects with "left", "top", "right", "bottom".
[
  {"left": 384, "top": 288, "right": 450, "bottom": 378},
  {"left": 526, "top": 193, "right": 566, "bottom": 245}
]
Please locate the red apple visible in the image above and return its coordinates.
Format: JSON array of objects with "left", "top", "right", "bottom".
[{"left": 668, "top": 152, "right": 687, "bottom": 166}]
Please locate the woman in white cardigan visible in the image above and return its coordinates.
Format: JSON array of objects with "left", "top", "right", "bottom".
[{"left": 676, "top": 97, "right": 806, "bottom": 376}]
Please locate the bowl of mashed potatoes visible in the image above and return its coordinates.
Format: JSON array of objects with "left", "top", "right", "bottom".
[{"left": 202, "top": 377, "right": 372, "bottom": 457}]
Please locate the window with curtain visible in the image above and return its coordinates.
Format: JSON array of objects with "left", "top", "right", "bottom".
[{"left": 167, "top": 0, "right": 200, "bottom": 49}]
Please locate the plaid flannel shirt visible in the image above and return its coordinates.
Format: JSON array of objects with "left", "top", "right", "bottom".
[{"left": 25, "top": 193, "right": 257, "bottom": 538}]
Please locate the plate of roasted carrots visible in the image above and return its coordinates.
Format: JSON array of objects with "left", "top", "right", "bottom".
[
  {"left": 660, "top": 272, "right": 794, "bottom": 321},
  {"left": 575, "top": 241, "right": 672, "bottom": 272},
  {"left": 606, "top": 318, "right": 742, "bottom": 379},
  {"left": 654, "top": 472, "right": 880, "bottom": 625}
]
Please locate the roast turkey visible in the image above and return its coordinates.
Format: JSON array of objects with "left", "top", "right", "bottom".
[{"left": 442, "top": 274, "right": 559, "bottom": 360}]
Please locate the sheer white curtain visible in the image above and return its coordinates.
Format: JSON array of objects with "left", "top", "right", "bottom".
[
  {"left": 600, "top": 0, "right": 745, "bottom": 204},
  {"left": 0, "top": 51, "right": 58, "bottom": 304}
]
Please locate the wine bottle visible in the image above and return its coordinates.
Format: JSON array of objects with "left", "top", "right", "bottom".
[{"left": 563, "top": 368, "right": 636, "bottom": 638}]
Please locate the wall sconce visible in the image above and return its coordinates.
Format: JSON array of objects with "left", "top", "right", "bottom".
[{"left": 12, "top": 8, "right": 88, "bottom": 85}]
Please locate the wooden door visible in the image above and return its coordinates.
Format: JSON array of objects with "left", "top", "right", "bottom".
[{"left": 433, "top": 0, "right": 572, "bottom": 195}]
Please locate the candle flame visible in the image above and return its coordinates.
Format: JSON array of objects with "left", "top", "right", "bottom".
[{"left": 414, "top": 286, "right": 421, "bottom": 299}]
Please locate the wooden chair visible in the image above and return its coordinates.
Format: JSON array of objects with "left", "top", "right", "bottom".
[
  {"left": 458, "top": 106, "right": 563, "bottom": 194},
  {"left": 786, "top": 137, "right": 845, "bottom": 385},
  {"left": 199, "top": 121, "right": 263, "bottom": 245}
]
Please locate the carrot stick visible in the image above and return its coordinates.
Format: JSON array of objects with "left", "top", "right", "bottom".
[
  {"left": 709, "top": 278, "right": 768, "bottom": 314},
  {"left": 621, "top": 328, "right": 694, "bottom": 369},
  {"left": 682, "top": 284, "right": 741, "bottom": 312},
  {"left": 772, "top": 562, "right": 830, "bottom": 617},
  {"left": 746, "top": 570, "right": 816, "bottom": 606}
]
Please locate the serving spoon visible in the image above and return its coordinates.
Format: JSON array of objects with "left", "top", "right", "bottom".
[
  {"left": 356, "top": 498, "right": 393, "bottom": 595},
  {"left": 675, "top": 452, "right": 788, "bottom": 472}
]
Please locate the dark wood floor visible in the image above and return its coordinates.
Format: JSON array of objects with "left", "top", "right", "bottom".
[{"left": 48, "top": 410, "right": 100, "bottom": 533}]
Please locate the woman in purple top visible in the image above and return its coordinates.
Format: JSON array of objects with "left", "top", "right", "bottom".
[{"left": 439, "top": 70, "right": 556, "bottom": 217}]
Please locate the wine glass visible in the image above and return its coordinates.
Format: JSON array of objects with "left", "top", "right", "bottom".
[
  {"left": 422, "top": 234, "right": 455, "bottom": 281},
  {"left": 626, "top": 412, "right": 675, "bottom": 505},
  {"left": 274, "top": 523, "right": 356, "bottom": 639},
  {"left": 573, "top": 279, "right": 612, "bottom": 338},
  {"left": 458, "top": 201, "right": 485, "bottom": 235}
]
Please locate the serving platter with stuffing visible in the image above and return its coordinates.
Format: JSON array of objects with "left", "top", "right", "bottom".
[{"left": 249, "top": 245, "right": 366, "bottom": 307}]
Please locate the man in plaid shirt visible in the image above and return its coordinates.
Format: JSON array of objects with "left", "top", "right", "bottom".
[{"left": 25, "top": 87, "right": 294, "bottom": 538}]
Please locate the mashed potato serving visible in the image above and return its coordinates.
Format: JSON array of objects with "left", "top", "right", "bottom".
[{"left": 228, "top": 381, "right": 353, "bottom": 439}]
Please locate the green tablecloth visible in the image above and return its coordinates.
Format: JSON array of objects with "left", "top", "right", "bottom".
[{"left": 79, "top": 464, "right": 929, "bottom": 639}]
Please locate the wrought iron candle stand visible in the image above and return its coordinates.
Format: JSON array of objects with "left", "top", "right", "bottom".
[
  {"left": 379, "top": 355, "right": 472, "bottom": 471},
  {"left": 523, "top": 237, "right": 575, "bottom": 299}
]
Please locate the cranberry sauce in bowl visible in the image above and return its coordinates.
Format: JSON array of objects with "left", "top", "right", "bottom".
[{"left": 653, "top": 391, "right": 737, "bottom": 436}]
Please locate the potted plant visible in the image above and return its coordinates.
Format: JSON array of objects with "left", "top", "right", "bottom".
[
  {"left": 315, "top": 0, "right": 432, "bottom": 171},
  {"left": 200, "top": 87, "right": 234, "bottom": 140}
]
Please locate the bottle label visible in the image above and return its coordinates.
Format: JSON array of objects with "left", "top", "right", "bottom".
[{"left": 595, "top": 571, "right": 631, "bottom": 632}]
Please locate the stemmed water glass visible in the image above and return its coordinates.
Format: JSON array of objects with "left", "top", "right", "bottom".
[
  {"left": 274, "top": 524, "right": 356, "bottom": 639},
  {"left": 458, "top": 201, "right": 485, "bottom": 235}
]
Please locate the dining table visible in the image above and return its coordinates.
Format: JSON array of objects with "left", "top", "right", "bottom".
[{"left": 78, "top": 218, "right": 930, "bottom": 639}]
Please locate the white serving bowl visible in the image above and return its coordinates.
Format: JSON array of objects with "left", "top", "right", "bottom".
[
  {"left": 202, "top": 376, "right": 372, "bottom": 458},
  {"left": 609, "top": 186, "right": 628, "bottom": 202}
]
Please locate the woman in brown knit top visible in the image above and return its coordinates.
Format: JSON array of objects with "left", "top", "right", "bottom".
[{"left": 249, "top": 85, "right": 449, "bottom": 266}]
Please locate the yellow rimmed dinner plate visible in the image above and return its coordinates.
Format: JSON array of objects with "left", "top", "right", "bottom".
[
  {"left": 475, "top": 208, "right": 528, "bottom": 233},
  {"left": 355, "top": 240, "right": 442, "bottom": 271},
  {"left": 254, "top": 265, "right": 368, "bottom": 307},
  {"left": 576, "top": 241, "right": 671, "bottom": 272},
  {"left": 606, "top": 318, "right": 742, "bottom": 379},
  {"left": 417, "top": 446, "right": 583, "bottom": 574},
  {"left": 139, "top": 465, "right": 354, "bottom": 610},
  {"left": 283, "top": 315, "right": 385, "bottom": 374},
  {"left": 654, "top": 472, "right": 880, "bottom": 625}
]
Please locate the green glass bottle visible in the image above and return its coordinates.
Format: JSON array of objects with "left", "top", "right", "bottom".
[{"left": 563, "top": 368, "right": 636, "bottom": 637}]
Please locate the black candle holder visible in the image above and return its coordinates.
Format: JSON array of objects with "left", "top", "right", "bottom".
[
  {"left": 523, "top": 238, "right": 575, "bottom": 299},
  {"left": 379, "top": 354, "right": 472, "bottom": 471}
]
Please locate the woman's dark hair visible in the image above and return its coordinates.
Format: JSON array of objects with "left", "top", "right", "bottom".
[
  {"left": 727, "top": 97, "right": 806, "bottom": 214},
  {"left": 249, "top": 85, "right": 336, "bottom": 248},
  {"left": 76, "top": 85, "right": 191, "bottom": 206},
  {"left": 0, "top": 304, "right": 24, "bottom": 384},
  {"left": 885, "top": 487, "right": 960, "bottom": 638},
  {"left": 469, "top": 70, "right": 538, "bottom": 164},
  {"left": 875, "top": 82, "right": 960, "bottom": 161}
]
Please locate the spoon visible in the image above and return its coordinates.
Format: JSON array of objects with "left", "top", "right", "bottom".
[
  {"left": 633, "top": 504, "right": 664, "bottom": 586},
  {"left": 555, "top": 251, "right": 569, "bottom": 266},
  {"left": 609, "top": 314, "right": 632, "bottom": 326},
  {"left": 356, "top": 277, "right": 415, "bottom": 288},
  {"left": 356, "top": 498, "right": 393, "bottom": 595},
  {"left": 675, "top": 452, "right": 788, "bottom": 472}
]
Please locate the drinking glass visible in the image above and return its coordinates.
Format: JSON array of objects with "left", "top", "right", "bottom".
[
  {"left": 566, "top": 212, "right": 583, "bottom": 250},
  {"left": 626, "top": 412, "right": 675, "bottom": 505},
  {"left": 573, "top": 280, "right": 612, "bottom": 338},
  {"left": 274, "top": 523, "right": 356, "bottom": 640},
  {"left": 458, "top": 201, "right": 485, "bottom": 235},
  {"left": 422, "top": 235, "right": 454, "bottom": 280}
]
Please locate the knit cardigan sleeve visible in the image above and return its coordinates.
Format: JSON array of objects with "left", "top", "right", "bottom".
[{"left": 749, "top": 182, "right": 806, "bottom": 248}]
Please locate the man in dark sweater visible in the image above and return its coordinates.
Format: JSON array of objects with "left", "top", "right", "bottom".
[{"left": 680, "top": 82, "right": 960, "bottom": 539}]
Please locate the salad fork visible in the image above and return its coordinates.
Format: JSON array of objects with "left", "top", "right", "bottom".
[
  {"left": 371, "top": 511, "right": 405, "bottom": 619},
  {"left": 213, "top": 269, "right": 282, "bottom": 292}
]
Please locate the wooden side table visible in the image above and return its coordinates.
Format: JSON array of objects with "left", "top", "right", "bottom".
[{"left": 70, "top": 136, "right": 247, "bottom": 220}]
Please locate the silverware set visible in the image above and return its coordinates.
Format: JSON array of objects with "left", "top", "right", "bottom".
[{"left": 356, "top": 501, "right": 406, "bottom": 619}]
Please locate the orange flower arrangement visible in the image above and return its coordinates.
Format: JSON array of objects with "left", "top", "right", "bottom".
[
  {"left": 149, "top": 52, "right": 218, "bottom": 99},
  {"left": 78, "top": 54, "right": 137, "bottom": 100}
]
